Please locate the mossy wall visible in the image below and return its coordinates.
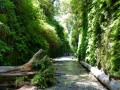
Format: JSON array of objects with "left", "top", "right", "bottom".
[
  {"left": 70, "top": 0, "right": 120, "bottom": 77},
  {"left": 0, "top": 0, "right": 68, "bottom": 65}
]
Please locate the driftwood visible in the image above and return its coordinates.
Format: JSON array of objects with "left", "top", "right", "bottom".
[
  {"left": 0, "top": 49, "right": 45, "bottom": 81},
  {"left": 80, "top": 61, "right": 120, "bottom": 90}
]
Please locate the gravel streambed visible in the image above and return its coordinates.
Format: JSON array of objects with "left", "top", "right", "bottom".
[{"left": 45, "top": 57, "right": 108, "bottom": 90}]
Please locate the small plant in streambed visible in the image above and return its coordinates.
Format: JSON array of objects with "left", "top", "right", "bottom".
[
  {"left": 31, "top": 56, "right": 55, "bottom": 88},
  {"left": 15, "top": 76, "right": 29, "bottom": 88},
  {"left": 31, "top": 71, "right": 47, "bottom": 88},
  {"left": 13, "top": 56, "right": 55, "bottom": 89}
]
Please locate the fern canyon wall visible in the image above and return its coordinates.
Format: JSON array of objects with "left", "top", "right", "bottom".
[
  {"left": 0, "top": 0, "right": 69, "bottom": 65},
  {"left": 69, "top": 0, "right": 120, "bottom": 77},
  {"left": 0, "top": 0, "right": 120, "bottom": 78}
]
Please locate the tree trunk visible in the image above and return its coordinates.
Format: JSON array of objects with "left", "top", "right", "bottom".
[
  {"left": 21, "top": 49, "right": 45, "bottom": 71},
  {"left": 0, "top": 49, "right": 45, "bottom": 73},
  {"left": 0, "top": 49, "right": 46, "bottom": 84},
  {"left": 80, "top": 61, "right": 120, "bottom": 90}
]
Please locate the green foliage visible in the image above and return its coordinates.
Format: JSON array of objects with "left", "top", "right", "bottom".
[
  {"left": 39, "top": 0, "right": 54, "bottom": 18},
  {"left": 46, "top": 18, "right": 71, "bottom": 57},
  {"left": 32, "top": 56, "right": 54, "bottom": 88},
  {"left": 0, "top": 22, "right": 13, "bottom": 65},
  {"left": 0, "top": 0, "right": 66, "bottom": 65},
  {"left": 0, "top": 14, "right": 7, "bottom": 23},
  {"left": 15, "top": 76, "right": 29, "bottom": 87},
  {"left": 70, "top": 0, "right": 89, "bottom": 59},
  {"left": 70, "top": 0, "right": 120, "bottom": 77},
  {"left": 69, "top": 0, "right": 82, "bottom": 55},
  {"left": 109, "top": 17, "right": 120, "bottom": 76}
]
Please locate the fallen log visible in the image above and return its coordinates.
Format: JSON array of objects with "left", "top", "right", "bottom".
[
  {"left": 0, "top": 49, "right": 45, "bottom": 82},
  {"left": 0, "top": 71, "right": 37, "bottom": 83},
  {"left": 1, "top": 49, "right": 45, "bottom": 73},
  {"left": 0, "top": 71, "right": 37, "bottom": 77},
  {"left": 80, "top": 61, "right": 120, "bottom": 90}
]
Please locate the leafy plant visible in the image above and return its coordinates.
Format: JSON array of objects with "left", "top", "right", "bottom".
[
  {"left": 15, "top": 76, "right": 29, "bottom": 87},
  {"left": 31, "top": 56, "right": 55, "bottom": 88}
]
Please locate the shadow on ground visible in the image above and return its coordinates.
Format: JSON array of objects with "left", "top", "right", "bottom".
[{"left": 46, "top": 56, "right": 107, "bottom": 90}]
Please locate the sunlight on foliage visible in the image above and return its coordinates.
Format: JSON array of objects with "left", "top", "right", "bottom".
[
  {"left": 0, "top": 0, "right": 68, "bottom": 65},
  {"left": 69, "top": 0, "right": 120, "bottom": 77},
  {"left": 32, "top": 56, "right": 55, "bottom": 88}
]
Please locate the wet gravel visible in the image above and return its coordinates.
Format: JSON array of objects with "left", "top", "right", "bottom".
[{"left": 46, "top": 57, "right": 108, "bottom": 90}]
